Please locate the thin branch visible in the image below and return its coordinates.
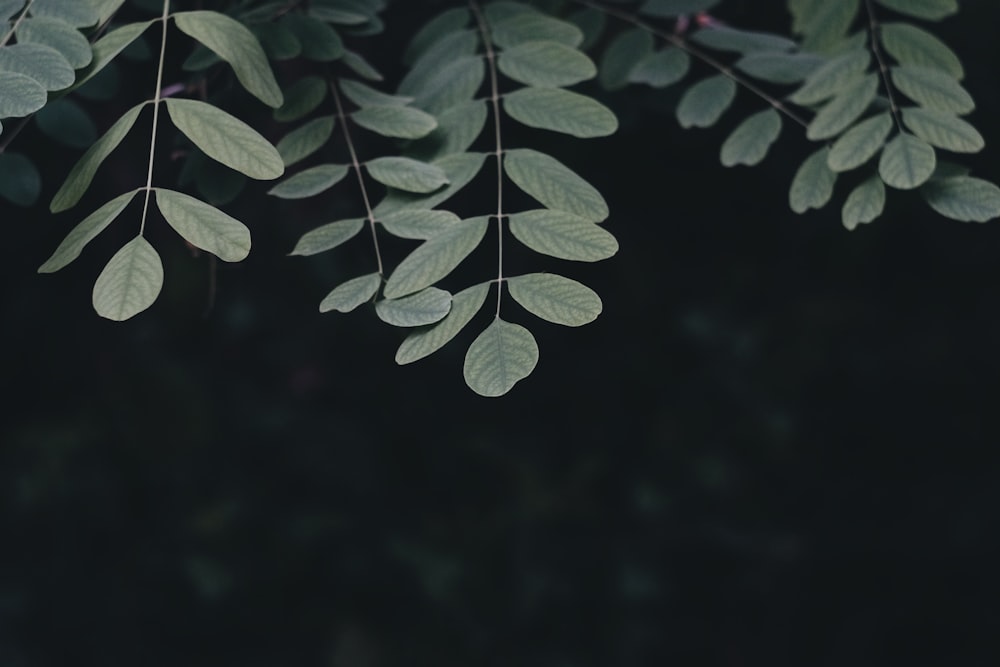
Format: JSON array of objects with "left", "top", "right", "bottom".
[
  {"left": 470, "top": 0, "right": 505, "bottom": 317},
  {"left": 571, "top": 0, "right": 811, "bottom": 129},
  {"left": 864, "top": 0, "right": 902, "bottom": 129},
  {"left": 139, "top": 0, "right": 171, "bottom": 236},
  {"left": 0, "top": 0, "right": 35, "bottom": 47},
  {"left": 331, "top": 79, "right": 384, "bottom": 277}
]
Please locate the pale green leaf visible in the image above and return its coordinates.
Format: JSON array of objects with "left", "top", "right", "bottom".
[
  {"left": 280, "top": 13, "right": 344, "bottom": 61},
  {"left": 627, "top": 48, "right": 690, "bottom": 88},
  {"left": 879, "top": 133, "right": 936, "bottom": 190},
  {"left": 0, "top": 72, "right": 46, "bottom": 118},
  {"left": 51, "top": 102, "right": 146, "bottom": 213},
  {"left": 92, "top": 236, "right": 163, "bottom": 322},
  {"left": 274, "top": 76, "right": 328, "bottom": 122},
  {"left": 789, "top": 147, "right": 837, "bottom": 213},
  {"left": 599, "top": 28, "right": 653, "bottom": 91},
  {"left": 827, "top": 112, "right": 893, "bottom": 172},
  {"left": 70, "top": 21, "right": 154, "bottom": 93},
  {"left": 154, "top": 189, "right": 251, "bottom": 262},
  {"left": 504, "top": 87, "right": 617, "bottom": 138},
  {"left": 463, "top": 318, "right": 539, "bottom": 397},
  {"left": 403, "top": 7, "right": 471, "bottom": 66},
  {"left": 319, "top": 272, "right": 381, "bottom": 313},
  {"left": 735, "top": 52, "right": 824, "bottom": 84},
  {"left": 376, "top": 287, "right": 452, "bottom": 327},
  {"left": 0, "top": 151, "right": 40, "bottom": 206},
  {"left": 406, "top": 99, "right": 488, "bottom": 161},
  {"left": 921, "top": 176, "right": 1000, "bottom": 222},
  {"left": 0, "top": 43, "right": 74, "bottom": 91},
  {"left": 290, "top": 218, "right": 365, "bottom": 256},
  {"left": 498, "top": 40, "right": 596, "bottom": 88},
  {"left": 275, "top": 115, "right": 335, "bottom": 167},
  {"left": 676, "top": 75, "right": 736, "bottom": 129},
  {"left": 383, "top": 216, "right": 489, "bottom": 299},
  {"left": 396, "top": 283, "right": 490, "bottom": 364},
  {"left": 173, "top": 11, "right": 282, "bottom": 107},
  {"left": 507, "top": 273, "right": 601, "bottom": 327},
  {"left": 166, "top": 98, "right": 285, "bottom": 179},
  {"left": 339, "top": 79, "right": 412, "bottom": 108},
  {"left": 489, "top": 13, "right": 583, "bottom": 49},
  {"left": 34, "top": 98, "right": 97, "bottom": 149},
  {"left": 375, "top": 153, "right": 487, "bottom": 215},
  {"left": 340, "top": 49, "right": 383, "bottom": 81},
  {"left": 30, "top": 0, "right": 98, "bottom": 27},
  {"left": 508, "top": 209, "right": 619, "bottom": 262},
  {"left": 1, "top": 0, "right": 24, "bottom": 20},
  {"left": 900, "top": 107, "right": 984, "bottom": 153},
  {"left": 268, "top": 163, "right": 349, "bottom": 199},
  {"left": 504, "top": 148, "right": 608, "bottom": 222},
  {"left": 879, "top": 22, "right": 963, "bottom": 80},
  {"left": 39, "top": 190, "right": 138, "bottom": 273},
  {"left": 352, "top": 104, "right": 437, "bottom": 139},
  {"left": 91, "top": 0, "right": 127, "bottom": 25},
  {"left": 379, "top": 209, "right": 461, "bottom": 240},
  {"left": 690, "top": 26, "right": 797, "bottom": 54},
  {"left": 16, "top": 17, "right": 92, "bottom": 68},
  {"left": 789, "top": 49, "right": 870, "bottom": 106},
  {"left": 874, "top": 0, "right": 957, "bottom": 21},
  {"left": 720, "top": 109, "right": 782, "bottom": 167},
  {"left": 409, "top": 56, "right": 485, "bottom": 115},
  {"left": 842, "top": 176, "right": 886, "bottom": 230},
  {"left": 890, "top": 65, "right": 974, "bottom": 115},
  {"left": 366, "top": 156, "right": 449, "bottom": 194},
  {"left": 806, "top": 73, "right": 879, "bottom": 140},
  {"left": 639, "top": 0, "right": 720, "bottom": 17}
]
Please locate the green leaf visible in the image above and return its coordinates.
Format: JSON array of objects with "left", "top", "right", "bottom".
[
  {"left": 0, "top": 151, "right": 40, "bottom": 206},
  {"left": 409, "top": 56, "right": 485, "bottom": 115},
  {"left": 251, "top": 22, "right": 302, "bottom": 61},
  {"left": 806, "top": 73, "right": 878, "bottom": 140},
  {"left": 504, "top": 87, "right": 617, "bottom": 138},
  {"left": 173, "top": 11, "right": 282, "bottom": 108},
  {"left": 30, "top": 0, "right": 98, "bottom": 27},
  {"left": 790, "top": 0, "right": 860, "bottom": 54},
  {"left": 842, "top": 176, "right": 886, "bottom": 230},
  {"left": 16, "top": 17, "right": 93, "bottom": 69},
  {"left": 352, "top": 105, "right": 437, "bottom": 139},
  {"left": 70, "top": 21, "right": 154, "bottom": 93},
  {"left": 789, "top": 48, "right": 870, "bottom": 106},
  {"left": 39, "top": 191, "right": 138, "bottom": 273},
  {"left": 268, "top": 164, "right": 349, "bottom": 199},
  {"left": 366, "top": 157, "right": 449, "bottom": 194},
  {"left": 403, "top": 7, "right": 471, "bottom": 66},
  {"left": 504, "top": 148, "right": 608, "bottom": 222},
  {"left": 890, "top": 65, "right": 974, "bottom": 115},
  {"left": 689, "top": 26, "right": 797, "bottom": 54},
  {"left": 383, "top": 216, "right": 489, "bottom": 299},
  {"left": 319, "top": 272, "right": 381, "bottom": 313},
  {"left": 379, "top": 209, "right": 461, "bottom": 240},
  {"left": 0, "top": 72, "right": 47, "bottom": 118},
  {"left": 280, "top": 13, "right": 344, "bottom": 61},
  {"left": 275, "top": 115, "right": 335, "bottom": 167},
  {"left": 568, "top": 7, "right": 606, "bottom": 51},
  {"left": 874, "top": 0, "right": 957, "bottom": 21},
  {"left": 51, "top": 102, "right": 145, "bottom": 213},
  {"left": 91, "top": 0, "right": 127, "bottom": 24},
  {"left": 508, "top": 209, "right": 619, "bottom": 262},
  {"left": 599, "top": 28, "right": 653, "bottom": 91},
  {"left": 483, "top": 1, "right": 537, "bottom": 24},
  {"left": 827, "top": 112, "right": 893, "bottom": 172},
  {"left": 396, "top": 283, "right": 490, "bottom": 364},
  {"left": 789, "top": 147, "right": 837, "bottom": 213},
  {"left": 0, "top": 43, "right": 74, "bottom": 91},
  {"left": 676, "top": 75, "right": 736, "bottom": 129},
  {"left": 921, "top": 176, "right": 1000, "bottom": 222},
  {"left": 399, "top": 30, "right": 479, "bottom": 97},
  {"left": 900, "top": 107, "right": 984, "bottom": 153},
  {"left": 166, "top": 98, "right": 284, "bottom": 179},
  {"left": 735, "top": 52, "right": 824, "bottom": 84},
  {"left": 376, "top": 287, "right": 452, "bottom": 327},
  {"left": 879, "top": 133, "right": 936, "bottom": 190},
  {"left": 375, "top": 153, "right": 487, "bottom": 216},
  {"left": 274, "top": 76, "right": 328, "bottom": 123},
  {"left": 463, "top": 318, "right": 539, "bottom": 397},
  {"left": 406, "top": 99, "right": 488, "bottom": 161},
  {"left": 639, "top": 0, "right": 721, "bottom": 17},
  {"left": 341, "top": 49, "right": 383, "bottom": 81},
  {"left": 339, "top": 79, "right": 412, "bottom": 108},
  {"left": 498, "top": 40, "right": 596, "bottom": 88},
  {"left": 507, "top": 273, "right": 601, "bottom": 327},
  {"left": 92, "top": 236, "right": 163, "bottom": 322},
  {"left": 720, "top": 109, "right": 782, "bottom": 167},
  {"left": 879, "top": 22, "right": 963, "bottom": 80},
  {"left": 489, "top": 13, "right": 583, "bottom": 49},
  {"left": 34, "top": 98, "right": 97, "bottom": 149},
  {"left": 290, "top": 218, "right": 365, "bottom": 256},
  {"left": 627, "top": 48, "right": 690, "bottom": 88},
  {"left": 154, "top": 189, "right": 251, "bottom": 262}
]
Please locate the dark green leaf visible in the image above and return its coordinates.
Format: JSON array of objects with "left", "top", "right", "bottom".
[
  {"left": 627, "top": 48, "right": 690, "bottom": 88},
  {"left": 879, "top": 22, "right": 963, "bottom": 79},
  {"left": 890, "top": 65, "right": 975, "bottom": 114},
  {"left": 789, "top": 48, "right": 870, "bottom": 106},
  {"left": 599, "top": 28, "right": 653, "bottom": 91},
  {"left": 842, "top": 176, "right": 885, "bottom": 230},
  {"left": 676, "top": 75, "right": 737, "bottom": 129},
  {"left": 339, "top": 79, "right": 412, "bottom": 108},
  {"left": 406, "top": 99, "right": 488, "bottom": 161},
  {"left": 0, "top": 43, "right": 74, "bottom": 91},
  {"left": 280, "top": 13, "right": 344, "bottom": 61},
  {"left": 874, "top": 0, "right": 957, "bottom": 21},
  {"left": 274, "top": 76, "right": 328, "bottom": 123},
  {"left": 378, "top": 209, "right": 461, "bottom": 240},
  {"left": 719, "top": 109, "right": 782, "bottom": 167},
  {"left": 0, "top": 151, "right": 41, "bottom": 206},
  {"left": 16, "top": 17, "right": 92, "bottom": 68},
  {"left": 806, "top": 73, "right": 879, "bottom": 140},
  {"left": 489, "top": 13, "right": 583, "bottom": 49},
  {"left": 789, "top": 147, "right": 837, "bottom": 213},
  {"left": 366, "top": 157, "right": 449, "bottom": 193},
  {"left": 35, "top": 98, "right": 97, "bottom": 149},
  {"left": 690, "top": 26, "right": 797, "bottom": 54},
  {"left": 375, "top": 152, "right": 487, "bottom": 216},
  {"left": 921, "top": 176, "right": 1000, "bottom": 222}
]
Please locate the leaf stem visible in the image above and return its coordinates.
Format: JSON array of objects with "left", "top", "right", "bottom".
[
  {"left": 571, "top": 0, "right": 811, "bottom": 129},
  {"left": 331, "top": 79, "right": 384, "bottom": 277},
  {"left": 469, "top": 0, "right": 505, "bottom": 317},
  {"left": 864, "top": 0, "right": 902, "bottom": 130},
  {"left": 0, "top": 0, "right": 35, "bottom": 47},
  {"left": 139, "top": 0, "right": 171, "bottom": 236}
]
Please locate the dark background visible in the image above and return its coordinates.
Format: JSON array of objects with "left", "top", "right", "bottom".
[{"left": 2, "top": 1, "right": 999, "bottom": 665}]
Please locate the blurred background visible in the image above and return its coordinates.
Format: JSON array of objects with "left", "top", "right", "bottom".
[{"left": 2, "top": 1, "right": 999, "bottom": 665}]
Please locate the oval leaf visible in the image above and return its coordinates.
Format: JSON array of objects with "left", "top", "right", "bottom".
[
  {"left": 599, "top": 28, "right": 654, "bottom": 90},
  {"left": 789, "top": 147, "right": 837, "bottom": 213},
  {"left": 92, "top": 236, "right": 163, "bottom": 321},
  {"left": 383, "top": 216, "right": 489, "bottom": 299},
  {"left": 504, "top": 148, "right": 608, "bottom": 222},
  {"left": 319, "top": 272, "right": 381, "bottom": 313},
  {"left": 366, "top": 156, "right": 449, "bottom": 193},
  {"left": 379, "top": 209, "right": 461, "bottom": 240},
  {"left": 827, "top": 112, "right": 893, "bottom": 172},
  {"left": 290, "top": 218, "right": 365, "bottom": 256},
  {"left": 463, "top": 318, "right": 539, "bottom": 397},
  {"left": 376, "top": 287, "right": 452, "bottom": 327},
  {"left": 842, "top": 176, "right": 886, "bottom": 230},
  {"left": 274, "top": 75, "right": 327, "bottom": 122},
  {"left": 375, "top": 152, "right": 487, "bottom": 216},
  {"left": 879, "top": 133, "right": 936, "bottom": 190},
  {"left": 498, "top": 40, "right": 596, "bottom": 88},
  {"left": 503, "top": 87, "right": 617, "bottom": 138},
  {"left": 396, "top": 283, "right": 490, "bottom": 364},
  {"left": 490, "top": 13, "right": 583, "bottom": 49},
  {"left": 720, "top": 109, "right": 782, "bottom": 167},
  {"left": 874, "top": 0, "right": 957, "bottom": 21},
  {"left": 0, "top": 152, "right": 41, "bottom": 207},
  {"left": 0, "top": 42, "right": 74, "bottom": 91},
  {"left": 806, "top": 73, "right": 879, "bottom": 140},
  {"left": 921, "top": 177, "right": 1000, "bottom": 223},
  {"left": 16, "top": 17, "right": 93, "bottom": 69},
  {"left": 39, "top": 190, "right": 138, "bottom": 273},
  {"left": 508, "top": 209, "right": 619, "bottom": 262},
  {"left": 789, "top": 49, "right": 870, "bottom": 106},
  {"left": 676, "top": 75, "right": 736, "bottom": 129},
  {"left": 0, "top": 72, "right": 47, "bottom": 118},
  {"left": 275, "top": 115, "right": 335, "bottom": 167},
  {"left": 900, "top": 107, "right": 984, "bottom": 153},
  {"left": 628, "top": 47, "right": 690, "bottom": 88},
  {"left": 879, "top": 22, "right": 963, "bottom": 79},
  {"left": 890, "top": 65, "right": 974, "bottom": 115},
  {"left": 268, "top": 163, "right": 349, "bottom": 199},
  {"left": 507, "top": 273, "right": 601, "bottom": 327},
  {"left": 154, "top": 188, "right": 251, "bottom": 262},
  {"left": 352, "top": 104, "right": 437, "bottom": 139}
]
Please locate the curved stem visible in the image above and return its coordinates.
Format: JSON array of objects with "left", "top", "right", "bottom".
[
  {"left": 331, "top": 78, "right": 384, "bottom": 277},
  {"left": 864, "top": 0, "right": 902, "bottom": 130},
  {"left": 139, "top": 0, "right": 171, "bottom": 236},
  {"left": 571, "top": 0, "right": 811, "bottom": 129},
  {"left": 470, "top": 0, "right": 505, "bottom": 317}
]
